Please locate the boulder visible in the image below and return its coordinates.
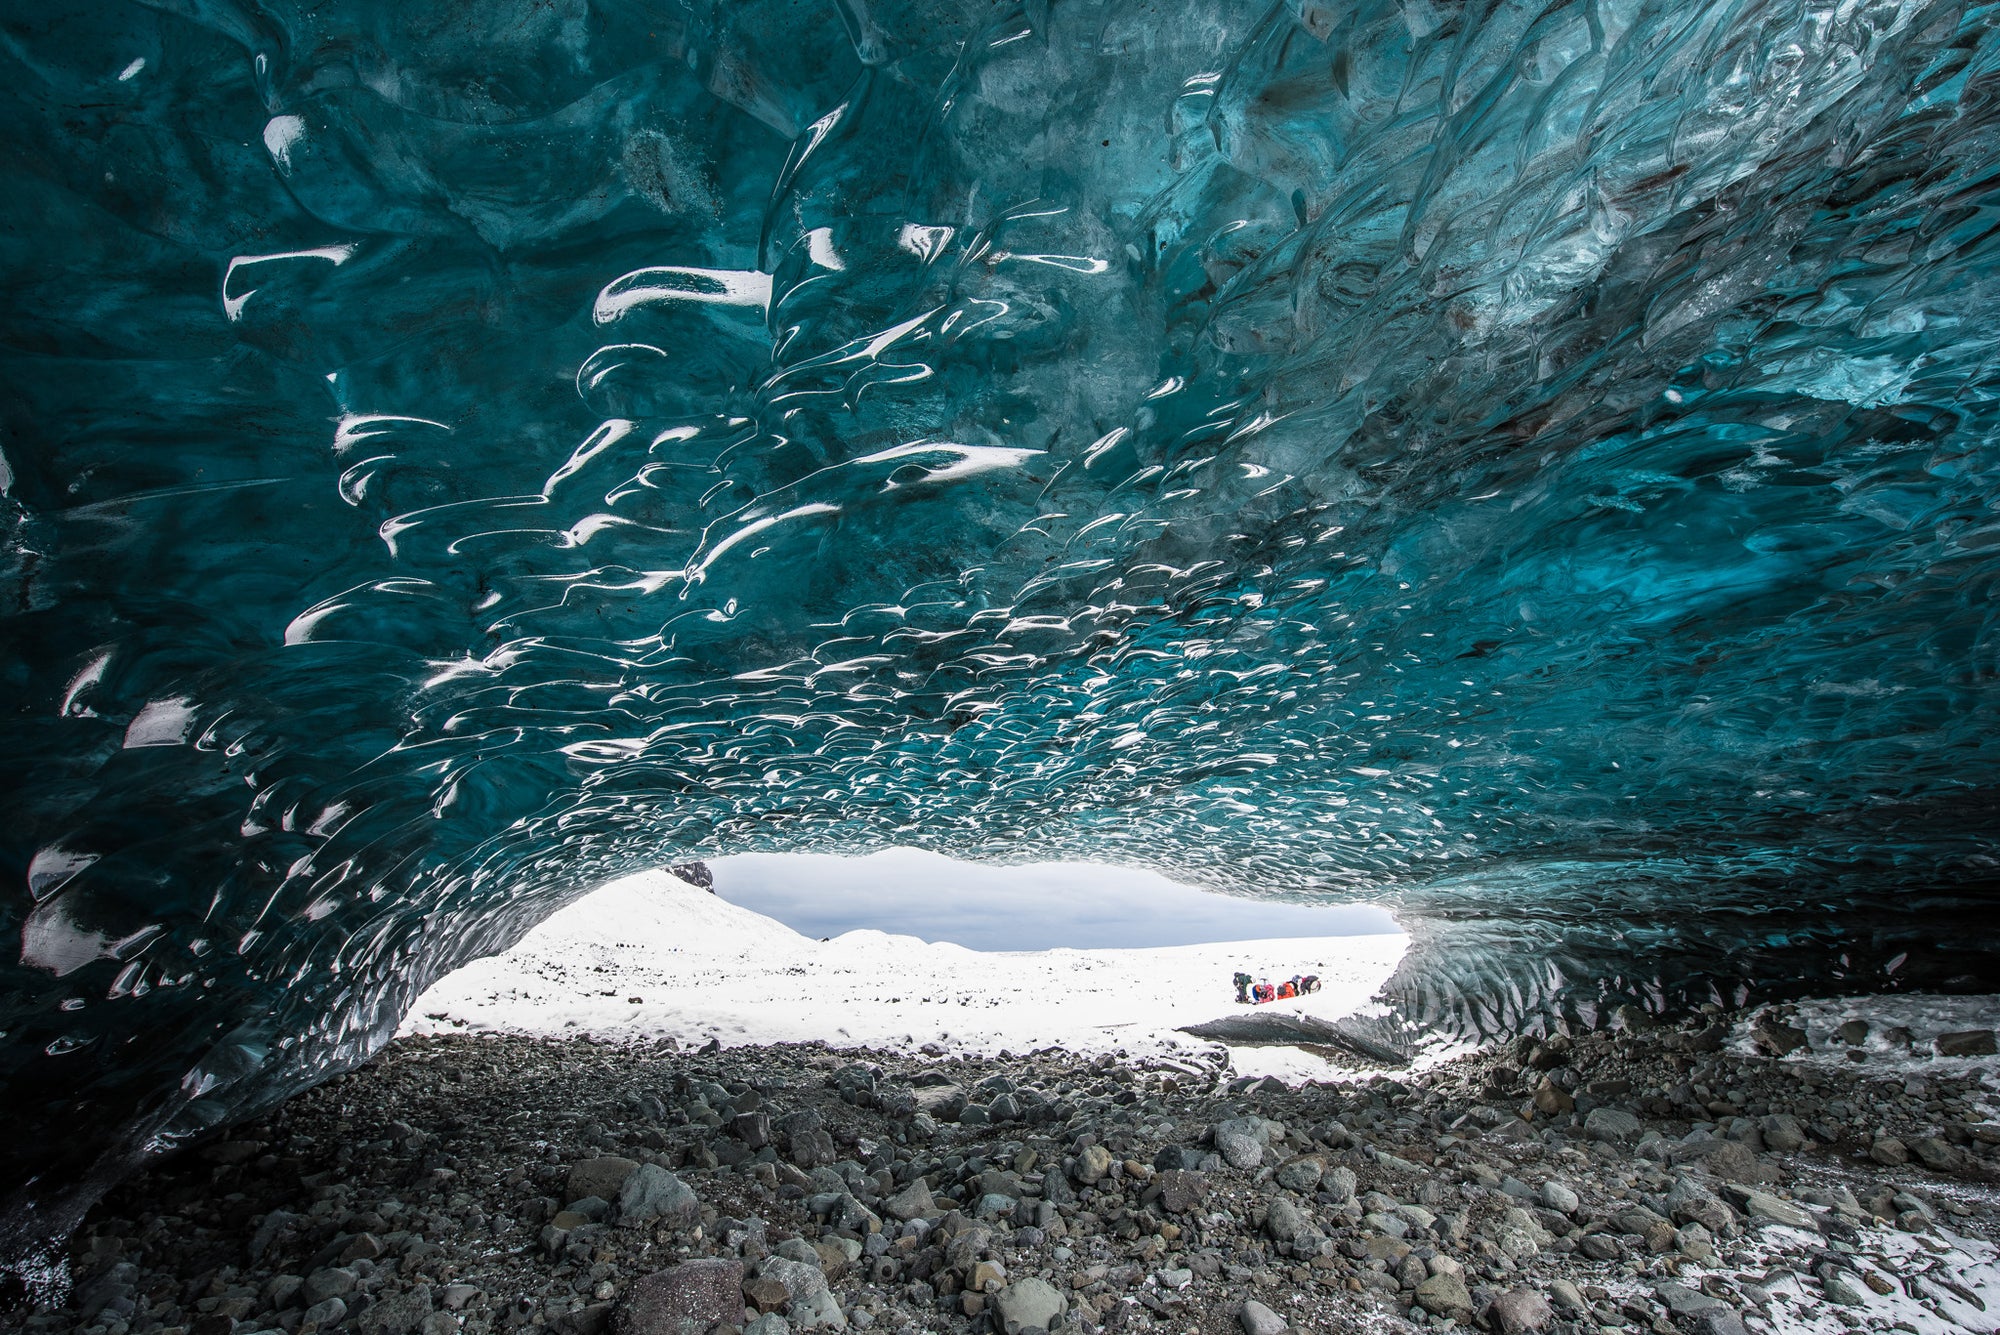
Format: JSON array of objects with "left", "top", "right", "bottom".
[
  {"left": 1538, "top": 1180, "right": 1578, "bottom": 1214},
  {"left": 1488, "top": 1288, "right": 1553, "bottom": 1334},
  {"left": 614, "top": 1261, "right": 745, "bottom": 1335},
  {"left": 991, "top": 1279, "right": 1066, "bottom": 1334},
  {"left": 358, "top": 1286, "right": 435, "bottom": 1335},
  {"left": 1654, "top": 1281, "right": 1726, "bottom": 1322},
  {"left": 1490, "top": 1207, "right": 1551, "bottom": 1260},
  {"left": 1413, "top": 1273, "right": 1473, "bottom": 1319},
  {"left": 1583, "top": 1108, "right": 1641, "bottom": 1143},
  {"left": 619, "top": 1165, "right": 700, "bottom": 1226},
  {"left": 1758, "top": 1114, "right": 1805, "bottom": 1153},
  {"left": 743, "top": 1278, "right": 792, "bottom": 1315},
  {"left": 1273, "top": 1156, "right": 1323, "bottom": 1192},
  {"left": 776, "top": 1111, "right": 838, "bottom": 1169},
  {"left": 1751, "top": 1016, "right": 1807, "bottom": 1057},
  {"left": 1722, "top": 1185, "right": 1812, "bottom": 1229},
  {"left": 1671, "top": 1138, "right": 1767, "bottom": 1184},
  {"left": 967, "top": 1260, "right": 1008, "bottom": 1294},
  {"left": 1546, "top": 1280, "right": 1587, "bottom": 1314},
  {"left": 1263, "top": 1197, "right": 1319, "bottom": 1247},
  {"left": 733, "top": 1112, "right": 771, "bottom": 1149},
  {"left": 304, "top": 1268, "right": 357, "bottom": 1307},
  {"left": 1871, "top": 1137, "right": 1910, "bottom": 1167},
  {"left": 882, "top": 1179, "right": 935, "bottom": 1222},
  {"left": 1688, "top": 1313, "right": 1748, "bottom": 1335},
  {"left": 758, "top": 1257, "right": 829, "bottom": 1306},
  {"left": 1908, "top": 1136, "right": 1961, "bottom": 1172},
  {"left": 789, "top": 1290, "right": 845, "bottom": 1330},
  {"left": 1212, "top": 1120, "right": 1264, "bottom": 1171},
  {"left": 1237, "top": 1299, "right": 1287, "bottom": 1335},
  {"left": 302, "top": 1298, "right": 348, "bottom": 1328},
  {"left": 568, "top": 1157, "right": 642, "bottom": 1204},
  {"left": 1155, "top": 1169, "right": 1207, "bottom": 1214},
  {"left": 1072, "top": 1145, "right": 1112, "bottom": 1184},
  {"left": 1532, "top": 1077, "right": 1574, "bottom": 1116},
  {"left": 1936, "top": 1030, "right": 1997, "bottom": 1057},
  {"left": 1612, "top": 1205, "right": 1676, "bottom": 1253}
]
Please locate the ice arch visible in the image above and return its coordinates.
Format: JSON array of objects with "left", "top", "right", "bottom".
[{"left": 5, "top": 0, "right": 2000, "bottom": 1262}]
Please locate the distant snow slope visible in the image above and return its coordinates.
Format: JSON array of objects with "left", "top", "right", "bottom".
[{"left": 402, "top": 870, "right": 1409, "bottom": 1080}]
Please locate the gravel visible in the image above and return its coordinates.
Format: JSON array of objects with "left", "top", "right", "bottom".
[{"left": 10, "top": 1001, "right": 2000, "bottom": 1335}]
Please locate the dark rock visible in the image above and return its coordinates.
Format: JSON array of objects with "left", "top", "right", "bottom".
[
  {"left": 1413, "top": 1273, "right": 1472, "bottom": 1319},
  {"left": 304, "top": 1267, "right": 358, "bottom": 1307},
  {"left": 991, "top": 1278, "right": 1066, "bottom": 1334},
  {"left": 1871, "top": 1136, "right": 1910, "bottom": 1167},
  {"left": 1578, "top": 1234, "right": 1623, "bottom": 1262},
  {"left": 1750, "top": 1017, "right": 1807, "bottom": 1057},
  {"left": 743, "top": 1277, "right": 792, "bottom": 1315},
  {"left": 1532, "top": 1077, "right": 1574, "bottom": 1116},
  {"left": 566, "top": 1304, "right": 616, "bottom": 1335},
  {"left": 883, "top": 1179, "right": 935, "bottom": 1222},
  {"left": 1758, "top": 1114, "right": 1805, "bottom": 1153},
  {"left": 777, "top": 1110, "right": 837, "bottom": 1168},
  {"left": 668, "top": 863, "right": 714, "bottom": 890},
  {"left": 734, "top": 1112, "right": 772, "bottom": 1149},
  {"left": 1583, "top": 1108, "right": 1641, "bottom": 1142},
  {"left": 616, "top": 1260, "right": 746, "bottom": 1335},
  {"left": 1669, "top": 1139, "right": 1767, "bottom": 1184},
  {"left": 568, "top": 1157, "right": 642, "bottom": 1203},
  {"left": 358, "top": 1285, "right": 436, "bottom": 1335},
  {"left": 248, "top": 1209, "right": 299, "bottom": 1263},
  {"left": 1155, "top": 1170, "right": 1207, "bottom": 1214},
  {"left": 1936, "top": 1030, "right": 1997, "bottom": 1057},
  {"left": 1263, "top": 1197, "right": 1320, "bottom": 1247},
  {"left": 1909, "top": 1136, "right": 1962, "bottom": 1171},
  {"left": 1178, "top": 1013, "right": 1411, "bottom": 1065},
  {"left": 1488, "top": 1288, "right": 1554, "bottom": 1334},
  {"left": 620, "top": 1164, "right": 701, "bottom": 1225},
  {"left": 1237, "top": 1299, "right": 1287, "bottom": 1335}
]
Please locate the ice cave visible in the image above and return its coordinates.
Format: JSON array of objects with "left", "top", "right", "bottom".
[{"left": 4, "top": 0, "right": 2000, "bottom": 1277}]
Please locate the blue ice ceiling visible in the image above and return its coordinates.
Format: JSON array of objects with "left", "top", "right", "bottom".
[{"left": 5, "top": 0, "right": 2000, "bottom": 1258}]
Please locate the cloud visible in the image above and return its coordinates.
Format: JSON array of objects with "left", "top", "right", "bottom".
[{"left": 708, "top": 849, "right": 1399, "bottom": 951}]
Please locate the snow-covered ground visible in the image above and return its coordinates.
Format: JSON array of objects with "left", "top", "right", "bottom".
[
  {"left": 1736, "top": 994, "right": 2000, "bottom": 1080},
  {"left": 1733, "top": 993, "right": 2000, "bottom": 1135},
  {"left": 1716, "top": 992, "right": 2000, "bottom": 1335},
  {"left": 401, "top": 870, "right": 1410, "bottom": 1083},
  {"left": 1752, "top": 1219, "right": 2000, "bottom": 1335}
]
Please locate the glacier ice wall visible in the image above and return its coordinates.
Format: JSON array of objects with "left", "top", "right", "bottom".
[{"left": 5, "top": 0, "right": 2000, "bottom": 1252}]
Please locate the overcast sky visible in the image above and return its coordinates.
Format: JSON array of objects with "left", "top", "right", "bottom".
[{"left": 705, "top": 848, "right": 1400, "bottom": 951}]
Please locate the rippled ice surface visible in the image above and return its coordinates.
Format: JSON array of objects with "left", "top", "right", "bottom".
[{"left": 4, "top": 0, "right": 2000, "bottom": 1255}]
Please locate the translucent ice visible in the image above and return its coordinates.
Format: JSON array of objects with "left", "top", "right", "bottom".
[{"left": 4, "top": 0, "right": 2000, "bottom": 1255}]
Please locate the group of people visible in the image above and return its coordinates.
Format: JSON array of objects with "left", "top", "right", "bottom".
[{"left": 1232, "top": 971, "right": 1321, "bottom": 1004}]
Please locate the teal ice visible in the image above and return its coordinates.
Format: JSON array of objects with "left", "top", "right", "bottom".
[{"left": 3, "top": 0, "right": 2000, "bottom": 1260}]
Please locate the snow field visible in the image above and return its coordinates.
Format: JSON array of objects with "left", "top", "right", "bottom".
[{"left": 402, "top": 869, "right": 1409, "bottom": 1081}]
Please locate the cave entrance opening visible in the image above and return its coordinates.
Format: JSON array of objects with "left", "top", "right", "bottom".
[{"left": 403, "top": 851, "right": 1407, "bottom": 1079}]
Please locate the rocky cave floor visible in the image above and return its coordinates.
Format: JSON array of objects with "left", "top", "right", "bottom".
[{"left": 16, "top": 1004, "right": 2000, "bottom": 1335}]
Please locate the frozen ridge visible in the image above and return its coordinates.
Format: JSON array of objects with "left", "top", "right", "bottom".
[{"left": 401, "top": 870, "right": 1412, "bottom": 1085}]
